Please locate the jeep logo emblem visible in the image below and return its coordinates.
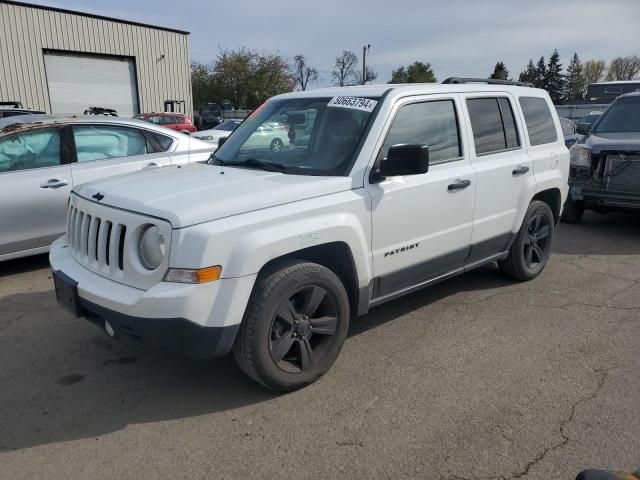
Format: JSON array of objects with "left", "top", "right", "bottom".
[{"left": 92, "top": 192, "right": 104, "bottom": 201}]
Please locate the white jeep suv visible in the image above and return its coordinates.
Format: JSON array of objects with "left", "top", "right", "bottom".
[{"left": 50, "top": 79, "right": 569, "bottom": 391}]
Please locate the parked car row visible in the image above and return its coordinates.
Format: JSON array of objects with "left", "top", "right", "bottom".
[{"left": 0, "top": 116, "right": 214, "bottom": 261}]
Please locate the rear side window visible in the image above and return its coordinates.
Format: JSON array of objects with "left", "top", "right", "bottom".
[
  {"left": 72, "top": 125, "right": 148, "bottom": 162},
  {"left": 519, "top": 97, "right": 558, "bottom": 145},
  {"left": 466, "top": 97, "right": 520, "bottom": 155},
  {"left": 151, "top": 132, "right": 174, "bottom": 151},
  {"left": 381, "top": 99, "right": 461, "bottom": 163}
]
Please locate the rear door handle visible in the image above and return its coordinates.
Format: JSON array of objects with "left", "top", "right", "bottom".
[
  {"left": 143, "top": 162, "right": 161, "bottom": 169},
  {"left": 40, "top": 178, "right": 69, "bottom": 189},
  {"left": 448, "top": 179, "right": 471, "bottom": 191},
  {"left": 512, "top": 166, "right": 530, "bottom": 176}
]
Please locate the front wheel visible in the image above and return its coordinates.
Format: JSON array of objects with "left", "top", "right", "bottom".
[
  {"left": 233, "top": 261, "right": 350, "bottom": 391},
  {"left": 269, "top": 138, "right": 284, "bottom": 152},
  {"left": 499, "top": 201, "right": 555, "bottom": 281}
]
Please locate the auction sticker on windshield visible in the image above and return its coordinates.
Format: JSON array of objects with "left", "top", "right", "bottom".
[{"left": 328, "top": 96, "right": 378, "bottom": 112}]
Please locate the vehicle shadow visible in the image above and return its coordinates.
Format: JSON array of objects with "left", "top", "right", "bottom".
[{"left": 0, "top": 253, "right": 50, "bottom": 278}]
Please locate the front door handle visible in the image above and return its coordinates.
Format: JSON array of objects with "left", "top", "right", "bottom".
[
  {"left": 512, "top": 165, "right": 530, "bottom": 176},
  {"left": 448, "top": 179, "right": 471, "bottom": 191},
  {"left": 143, "top": 162, "right": 161, "bottom": 169},
  {"left": 40, "top": 178, "right": 69, "bottom": 189}
]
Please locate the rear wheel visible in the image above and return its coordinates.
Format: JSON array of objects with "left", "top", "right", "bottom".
[
  {"left": 560, "top": 194, "right": 585, "bottom": 223},
  {"left": 233, "top": 261, "right": 350, "bottom": 391},
  {"left": 499, "top": 201, "right": 555, "bottom": 281}
]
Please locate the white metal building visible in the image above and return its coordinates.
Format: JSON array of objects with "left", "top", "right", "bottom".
[{"left": 0, "top": 0, "right": 193, "bottom": 117}]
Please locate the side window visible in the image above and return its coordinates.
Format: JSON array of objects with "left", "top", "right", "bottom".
[
  {"left": 151, "top": 132, "right": 174, "bottom": 152},
  {"left": 0, "top": 128, "right": 62, "bottom": 172},
  {"left": 519, "top": 97, "right": 558, "bottom": 146},
  {"left": 160, "top": 115, "right": 175, "bottom": 125},
  {"left": 72, "top": 125, "right": 149, "bottom": 162},
  {"left": 173, "top": 116, "right": 185, "bottom": 124},
  {"left": 498, "top": 98, "right": 520, "bottom": 149},
  {"left": 381, "top": 100, "right": 461, "bottom": 163},
  {"left": 466, "top": 97, "right": 520, "bottom": 155}
]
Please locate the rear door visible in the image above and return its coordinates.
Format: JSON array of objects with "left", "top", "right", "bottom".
[
  {"left": 460, "top": 94, "right": 534, "bottom": 260},
  {"left": 0, "top": 127, "right": 71, "bottom": 257},
  {"left": 69, "top": 124, "right": 172, "bottom": 187}
]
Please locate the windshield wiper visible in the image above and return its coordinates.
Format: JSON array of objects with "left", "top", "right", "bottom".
[{"left": 217, "top": 158, "right": 286, "bottom": 172}]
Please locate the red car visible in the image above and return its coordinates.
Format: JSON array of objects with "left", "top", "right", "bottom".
[{"left": 134, "top": 113, "right": 197, "bottom": 133}]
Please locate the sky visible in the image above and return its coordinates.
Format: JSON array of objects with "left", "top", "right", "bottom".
[{"left": 20, "top": 0, "right": 640, "bottom": 87}]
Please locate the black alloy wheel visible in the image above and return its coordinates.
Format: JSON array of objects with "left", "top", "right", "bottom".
[{"left": 269, "top": 285, "right": 338, "bottom": 373}]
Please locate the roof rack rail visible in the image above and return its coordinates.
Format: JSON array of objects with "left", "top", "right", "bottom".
[
  {"left": 442, "top": 77, "right": 534, "bottom": 87},
  {"left": 0, "top": 101, "right": 24, "bottom": 108}
]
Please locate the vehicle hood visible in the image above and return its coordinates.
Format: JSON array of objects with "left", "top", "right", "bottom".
[
  {"left": 580, "top": 132, "right": 640, "bottom": 154},
  {"left": 73, "top": 163, "right": 353, "bottom": 228}
]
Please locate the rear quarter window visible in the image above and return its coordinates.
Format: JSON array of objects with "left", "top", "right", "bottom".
[{"left": 519, "top": 97, "right": 558, "bottom": 146}]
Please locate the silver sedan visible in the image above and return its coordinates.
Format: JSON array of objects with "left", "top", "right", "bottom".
[{"left": 0, "top": 116, "right": 215, "bottom": 261}]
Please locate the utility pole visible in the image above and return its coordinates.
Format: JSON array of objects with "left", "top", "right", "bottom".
[{"left": 362, "top": 44, "right": 370, "bottom": 85}]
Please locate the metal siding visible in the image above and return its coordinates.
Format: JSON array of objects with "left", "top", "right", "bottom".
[{"left": 0, "top": 2, "right": 192, "bottom": 117}]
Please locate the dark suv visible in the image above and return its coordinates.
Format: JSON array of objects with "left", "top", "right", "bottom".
[{"left": 562, "top": 92, "right": 640, "bottom": 223}]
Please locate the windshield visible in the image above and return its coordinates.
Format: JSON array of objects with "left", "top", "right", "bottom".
[
  {"left": 593, "top": 96, "right": 640, "bottom": 133},
  {"left": 215, "top": 120, "right": 240, "bottom": 131},
  {"left": 211, "top": 96, "right": 379, "bottom": 176}
]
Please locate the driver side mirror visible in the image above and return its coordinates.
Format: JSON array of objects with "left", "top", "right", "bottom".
[
  {"left": 576, "top": 123, "right": 590, "bottom": 135},
  {"left": 376, "top": 145, "right": 429, "bottom": 180}
]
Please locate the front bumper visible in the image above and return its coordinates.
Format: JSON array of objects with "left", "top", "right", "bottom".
[
  {"left": 49, "top": 237, "right": 256, "bottom": 359},
  {"left": 570, "top": 184, "right": 640, "bottom": 209}
]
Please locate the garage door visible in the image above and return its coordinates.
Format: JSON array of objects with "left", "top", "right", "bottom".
[{"left": 44, "top": 53, "right": 139, "bottom": 117}]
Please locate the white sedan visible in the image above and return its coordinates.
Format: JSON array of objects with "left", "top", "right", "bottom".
[
  {"left": 191, "top": 119, "right": 242, "bottom": 147},
  {"left": 193, "top": 119, "right": 289, "bottom": 152}
]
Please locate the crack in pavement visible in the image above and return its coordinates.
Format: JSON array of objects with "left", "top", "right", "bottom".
[{"left": 443, "top": 368, "right": 613, "bottom": 480}]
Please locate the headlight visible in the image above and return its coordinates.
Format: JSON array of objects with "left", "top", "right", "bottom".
[
  {"left": 138, "top": 225, "right": 166, "bottom": 270},
  {"left": 570, "top": 146, "right": 591, "bottom": 168}
]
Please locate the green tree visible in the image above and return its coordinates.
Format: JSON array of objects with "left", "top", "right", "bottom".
[
  {"left": 190, "top": 61, "right": 220, "bottom": 111},
  {"left": 518, "top": 59, "right": 537, "bottom": 84},
  {"left": 489, "top": 61, "right": 510, "bottom": 80},
  {"left": 582, "top": 59, "right": 607, "bottom": 88},
  {"left": 606, "top": 55, "right": 640, "bottom": 81},
  {"left": 389, "top": 61, "right": 436, "bottom": 83},
  {"left": 564, "top": 53, "right": 585, "bottom": 102},
  {"left": 534, "top": 56, "right": 546, "bottom": 89},
  {"left": 293, "top": 54, "right": 319, "bottom": 91},
  {"left": 209, "top": 47, "right": 294, "bottom": 109},
  {"left": 332, "top": 50, "right": 359, "bottom": 86},
  {"left": 544, "top": 50, "right": 564, "bottom": 103}
]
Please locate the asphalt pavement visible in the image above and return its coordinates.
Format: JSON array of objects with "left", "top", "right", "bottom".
[{"left": 1, "top": 211, "right": 639, "bottom": 479}]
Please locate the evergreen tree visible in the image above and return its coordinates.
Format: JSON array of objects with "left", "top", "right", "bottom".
[
  {"left": 544, "top": 50, "right": 564, "bottom": 104},
  {"left": 489, "top": 62, "right": 509, "bottom": 80},
  {"left": 534, "top": 56, "right": 546, "bottom": 89},
  {"left": 518, "top": 59, "right": 537, "bottom": 84},
  {"left": 564, "top": 53, "right": 585, "bottom": 102},
  {"left": 389, "top": 61, "right": 436, "bottom": 83}
]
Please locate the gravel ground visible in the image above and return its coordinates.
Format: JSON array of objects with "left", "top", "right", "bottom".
[{"left": 1, "top": 211, "right": 639, "bottom": 480}]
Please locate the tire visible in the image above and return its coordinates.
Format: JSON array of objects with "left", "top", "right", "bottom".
[
  {"left": 269, "top": 138, "right": 284, "bottom": 152},
  {"left": 560, "top": 194, "right": 585, "bottom": 223},
  {"left": 233, "top": 260, "right": 350, "bottom": 391},
  {"left": 498, "top": 201, "right": 555, "bottom": 282}
]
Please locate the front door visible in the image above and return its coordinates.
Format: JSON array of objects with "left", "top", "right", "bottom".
[
  {"left": 0, "top": 127, "right": 71, "bottom": 257},
  {"left": 366, "top": 94, "right": 476, "bottom": 299},
  {"left": 69, "top": 124, "right": 171, "bottom": 187}
]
